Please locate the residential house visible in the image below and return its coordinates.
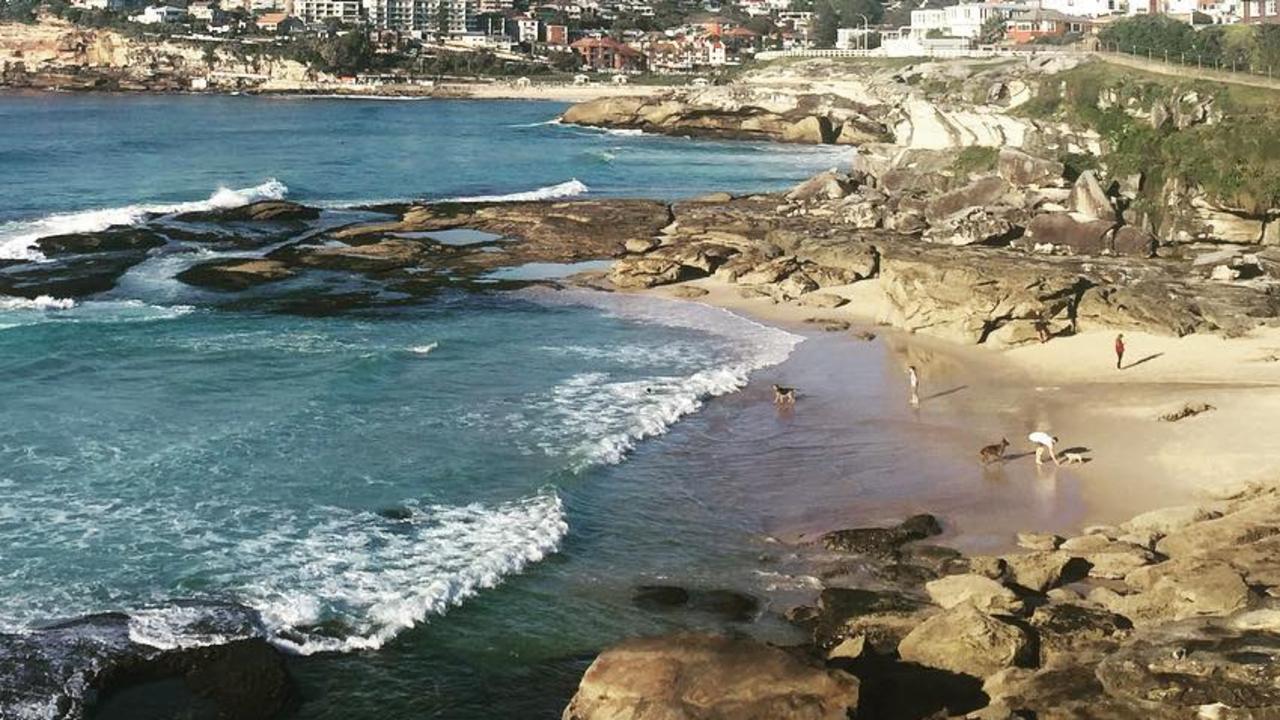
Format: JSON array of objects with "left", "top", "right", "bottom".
[
  {"left": 569, "top": 36, "right": 645, "bottom": 70},
  {"left": 131, "top": 4, "right": 187, "bottom": 23},
  {"left": 188, "top": 1, "right": 220, "bottom": 20},
  {"left": 72, "top": 0, "right": 129, "bottom": 10},
  {"left": 1240, "top": 0, "right": 1278, "bottom": 21},
  {"left": 1004, "top": 6, "right": 1091, "bottom": 41},
  {"left": 909, "top": 3, "right": 1012, "bottom": 38},
  {"left": 255, "top": 11, "right": 303, "bottom": 30},
  {"left": 544, "top": 22, "right": 569, "bottom": 45},
  {"left": 510, "top": 15, "right": 540, "bottom": 43},
  {"left": 1039, "top": 0, "right": 1116, "bottom": 16}
]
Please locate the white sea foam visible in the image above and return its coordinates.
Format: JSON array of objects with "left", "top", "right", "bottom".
[
  {"left": 508, "top": 118, "right": 563, "bottom": 128},
  {"left": 523, "top": 290, "right": 803, "bottom": 469},
  {"left": 127, "top": 604, "right": 263, "bottom": 651},
  {"left": 0, "top": 179, "right": 288, "bottom": 261},
  {"left": 409, "top": 342, "right": 439, "bottom": 355},
  {"left": 239, "top": 492, "right": 568, "bottom": 654},
  {"left": 0, "top": 295, "right": 76, "bottom": 311},
  {"left": 449, "top": 179, "right": 588, "bottom": 203}
]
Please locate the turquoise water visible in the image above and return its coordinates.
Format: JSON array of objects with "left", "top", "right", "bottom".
[{"left": 0, "top": 94, "right": 850, "bottom": 717}]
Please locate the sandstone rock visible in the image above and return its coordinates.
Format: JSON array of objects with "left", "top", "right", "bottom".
[
  {"left": 996, "top": 148, "right": 1065, "bottom": 188},
  {"left": 1111, "top": 226, "right": 1156, "bottom": 257},
  {"left": 924, "top": 176, "right": 1012, "bottom": 224},
  {"left": 625, "top": 237, "right": 660, "bottom": 254},
  {"left": 1022, "top": 213, "right": 1116, "bottom": 255},
  {"left": 925, "top": 574, "right": 1023, "bottom": 615},
  {"left": 175, "top": 200, "right": 319, "bottom": 223},
  {"left": 35, "top": 226, "right": 168, "bottom": 256},
  {"left": 1016, "top": 532, "right": 1063, "bottom": 551},
  {"left": 898, "top": 603, "right": 1035, "bottom": 679},
  {"left": 1002, "top": 551, "right": 1090, "bottom": 593},
  {"left": 1099, "top": 559, "right": 1253, "bottom": 624},
  {"left": 1121, "top": 505, "right": 1220, "bottom": 537},
  {"left": 1097, "top": 612, "right": 1280, "bottom": 714},
  {"left": 777, "top": 271, "right": 819, "bottom": 299},
  {"left": 561, "top": 634, "right": 859, "bottom": 720},
  {"left": 798, "top": 292, "right": 848, "bottom": 308},
  {"left": 821, "top": 514, "right": 943, "bottom": 557},
  {"left": 1067, "top": 171, "right": 1116, "bottom": 221},
  {"left": 1081, "top": 542, "right": 1157, "bottom": 580},
  {"left": 175, "top": 259, "right": 295, "bottom": 291},
  {"left": 787, "top": 171, "right": 856, "bottom": 203},
  {"left": 668, "top": 285, "right": 709, "bottom": 299},
  {"left": 1029, "top": 603, "right": 1132, "bottom": 664},
  {"left": 737, "top": 256, "right": 800, "bottom": 285},
  {"left": 610, "top": 258, "right": 702, "bottom": 289},
  {"left": 0, "top": 252, "right": 149, "bottom": 299},
  {"left": 807, "top": 587, "right": 932, "bottom": 654}
]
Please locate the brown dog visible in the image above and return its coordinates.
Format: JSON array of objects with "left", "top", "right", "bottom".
[
  {"left": 773, "top": 384, "right": 796, "bottom": 405},
  {"left": 979, "top": 438, "right": 1010, "bottom": 464}
]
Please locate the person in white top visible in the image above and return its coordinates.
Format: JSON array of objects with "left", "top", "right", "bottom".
[
  {"left": 1028, "top": 431, "right": 1059, "bottom": 466},
  {"left": 907, "top": 365, "right": 920, "bottom": 407}
]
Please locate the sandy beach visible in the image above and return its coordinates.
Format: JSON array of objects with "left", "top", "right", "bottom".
[{"left": 636, "top": 276, "right": 1280, "bottom": 553}]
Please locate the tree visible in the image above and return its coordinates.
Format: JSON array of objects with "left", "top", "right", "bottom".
[{"left": 979, "top": 13, "right": 1004, "bottom": 44}]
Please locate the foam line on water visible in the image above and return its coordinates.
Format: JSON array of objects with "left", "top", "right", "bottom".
[
  {"left": 0, "top": 179, "right": 288, "bottom": 261},
  {"left": 239, "top": 491, "right": 568, "bottom": 654},
  {"left": 523, "top": 289, "right": 803, "bottom": 470},
  {"left": 448, "top": 179, "right": 588, "bottom": 203}
]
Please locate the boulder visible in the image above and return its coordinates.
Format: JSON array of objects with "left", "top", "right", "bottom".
[
  {"left": 798, "top": 292, "right": 848, "bottom": 308},
  {"left": 35, "top": 226, "right": 168, "bottom": 256},
  {"left": 609, "top": 258, "right": 703, "bottom": 289},
  {"left": 1067, "top": 170, "right": 1116, "bottom": 221},
  {"left": 175, "top": 200, "right": 319, "bottom": 223},
  {"left": 924, "top": 176, "right": 1013, "bottom": 224},
  {"left": 1028, "top": 603, "right": 1132, "bottom": 663},
  {"left": 737, "top": 256, "right": 801, "bottom": 285},
  {"left": 1121, "top": 505, "right": 1220, "bottom": 537},
  {"left": 996, "top": 148, "right": 1065, "bottom": 188},
  {"left": 1016, "top": 532, "right": 1063, "bottom": 551},
  {"left": 1097, "top": 559, "right": 1254, "bottom": 624},
  {"left": 806, "top": 588, "right": 932, "bottom": 654},
  {"left": 898, "top": 603, "right": 1035, "bottom": 679},
  {"left": 787, "top": 171, "right": 856, "bottom": 203},
  {"left": 561, "top": 634, "right": 859, "bottom": 720},
  {"left": 1002, "top": 551, "right": 1090, "bottom": 593},
  {"left": 0, "top": 603, "right": 293, "bottom": 720},
  {"left": 625, "top": 237, "right": 660, "bottom": 254},
  {"left": 923, "top": 206, "right": 1019, "bottom": 246},
  {"left": 1022, "top": 213, "right": 1116, "bottom": 255},
  {"left": 176, "top": 259, "right": 295, "bottom": 292},
  {"left": 1097, "top": 612, "right": 1280, "bottom": 714},
  {"left": 925, "top": 574, "right": 1024, "bottom": 615},
  {"left": 821, "top": 514, "right": 943, "bottom": 557},
  {"left": 1111, "top": 226, "right": 1156, "bottom": 257}
]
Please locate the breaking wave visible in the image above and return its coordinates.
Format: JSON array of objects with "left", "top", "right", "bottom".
[
  {"left": 0, "top": 179, "right": 288, "bottom": 261},
  {"left": 449, "top": 179, "right": 589, "bottom": 203}
]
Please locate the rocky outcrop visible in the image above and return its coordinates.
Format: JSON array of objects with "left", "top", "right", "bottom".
[
  {"left": 564, "top": 483, "right": 1280, "bottom": 719},
  {"left": 0, "top": 602, "right": 294, "bottom": 720},
  {"left": 561, "top": 634, "right": 859, "bottom": 720},
  {"left": 176, "top": 259, "right": 296, "bottom": 291},
  {"left": 561, "top": 88, "right": 890, "bottom": 145}
]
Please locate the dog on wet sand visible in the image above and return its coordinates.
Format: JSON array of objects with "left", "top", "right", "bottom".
[
  {"left": 773, "top": 384, "right": 796, "bottom": 405},
  {"left": 979, "top": 438, "right": 1010, "bottom": 465}
]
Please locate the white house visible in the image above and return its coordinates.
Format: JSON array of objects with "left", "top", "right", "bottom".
[
  {"left": 909, "top": 3, "right": 1011, "bottom": 38},
  {"left": 835, "top": 26, "right": 873, "bottom": 49},
  {"left": 131, "top": 4, "right": 187, "bottom": 23},
  {"left": 1039, "top": 0, "right": 1116, "bottom": 17},
  {"left": 72, "top": 0, "right": 128, "bottom": 10}
]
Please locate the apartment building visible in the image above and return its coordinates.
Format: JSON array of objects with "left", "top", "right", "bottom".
[
  {"left": 294, "top": 0, "right": 362, "bottom": 22},
  {"left": 361, "top": 0, "right": 476, "bottom": 33}
]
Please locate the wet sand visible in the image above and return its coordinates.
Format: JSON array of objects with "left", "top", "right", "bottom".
[{"left": 638, "top": 277, "right": 1280, "bottom": 554}]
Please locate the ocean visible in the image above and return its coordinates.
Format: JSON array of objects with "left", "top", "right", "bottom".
[{"left": 0, "top": 93, "right": 852, "bottom": 717}]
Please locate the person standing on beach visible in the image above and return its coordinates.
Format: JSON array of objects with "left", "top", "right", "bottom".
[
  {"left": 1114, "top": 333, "right": 1126, "bottom": 370},
  {"left": 1028, "top": 431, "right": 1060, "bottom": 466},
  {"left": 907, "top": 365, "right": 920, "bottom": 406}
]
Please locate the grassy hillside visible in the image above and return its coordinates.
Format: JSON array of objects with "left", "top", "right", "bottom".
[{"left": 1019, "top": 60, "right": 1280, "bottom": 214}]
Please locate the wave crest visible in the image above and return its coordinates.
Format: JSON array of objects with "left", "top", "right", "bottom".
[
  {"left": 0, "top": 179, "right": 288, "bottom": 261},
  {"left": 449, "top": 179, "right": 588, "bottom": 203}
]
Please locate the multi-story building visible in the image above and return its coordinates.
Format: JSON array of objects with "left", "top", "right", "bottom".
[
  {"left": 1240, "top": 0, "right": 1278, "bottom": 21},
  {"left": 909, "top": 3, "right": 1012, "bottom": 38},
  {"left": 294, "top": 0, "right": 362, "bottom": 23},
  {"left": 477, "top": 0, "right": 512, "bottom": 12},
  {"left": 570, "top": 36, "right": 646, "bottom": 70},
  {"left": 1004, "top": 6, "right": 1091, "bottom": 41},
  {"left": 510, "top": 15, "right": 540, "bottom": 43},
  {"left": 131, "top": 4, "right": 186, "bottom": 23},
  {"left": 361, "top": 0, "right": 477, "bottom": 33},
  {"left": 544, "top": 22, "right": 569, "bottom": 45},
  {"left": 1039, "top": 0, "right": 1115, "bottom": 16}
]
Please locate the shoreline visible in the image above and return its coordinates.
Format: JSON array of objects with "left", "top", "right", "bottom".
[
  {"left": 632, "top": 275, "right": 1280, "bottom": 550},
  {"left": 0, "top": 81, "right": 672, "bottom": 103}
]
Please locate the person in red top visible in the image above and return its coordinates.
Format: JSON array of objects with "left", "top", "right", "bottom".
[{"left": 1114, "top": 333, "right": 1125, "bottom": 370}]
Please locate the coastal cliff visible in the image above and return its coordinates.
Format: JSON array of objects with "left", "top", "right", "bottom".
[{"left": 0, "top": 19, "right": 313, "bottom": 91}]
